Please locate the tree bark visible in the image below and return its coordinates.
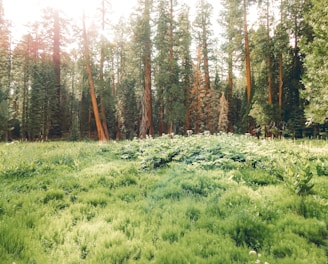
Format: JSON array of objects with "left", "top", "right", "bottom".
[
  {"left": 278, "top": 51, "right": 283, "bottom": 108},
  {"left": 278, "top": 0, "right": 283, "bottom": 109},
  {"left": 266, "top": 0, "right": 273, "bottom": 105},
  {"left": 167, "top": 0, "right": 174, "bottom": 135},
  {"left": 139, "top": 0, "right": 153, "bottom": 138},
  {"left": 82, "top": 13, "right": 107, "bottom": 142},
  {"left": 99, "top": 0, "right": 110, "bottom": 140},
  {"left": 53, "top": 9, "right": 62, "bottom": 136},
  {"left": 243, "top": 0, "right": 252, "bottom": 103},
  {"left": 227, "top": 35, "right": 233, "bottom": 131},
  {"left": 202, "top": 15, "right": 211, "bottom": 131}
]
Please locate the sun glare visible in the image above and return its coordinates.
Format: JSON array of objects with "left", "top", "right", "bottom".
[
  {"left": 3, "top": 0, "right": 139, "bottom": 40},
  {"left": 4, "top": 0, "right": 222, "bottom": 41},
  {"left": 4, "top": 0, "right": 137, "bottom": 23}
]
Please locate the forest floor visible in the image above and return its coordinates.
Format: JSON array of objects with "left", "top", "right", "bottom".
[{"left": 0, "top": 135, "right": 327, "bottom": 263}]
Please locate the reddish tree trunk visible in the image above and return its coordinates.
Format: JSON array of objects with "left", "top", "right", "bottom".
[
  {"left": 243, "top": 0, "right": 252, "bottom": 103},
  {"left": 278, "top": 0, "right": 283, "bottom": 109},
  {"left": 82, "top": 14, "right": 107, "bottom": 142},
  {"left": 266, "top": 0, "right": 273, "bottom": 105},
  {"left": 139, "top": 0, "right": 153, "bottom": 138},
  {"left": 167, "top": 0, "right": 174, "bottom": 135},
  {"left": 99, "top": 0, "right": 110, "bottom": 140},
  {"left": 278, "top": 50, "right": 283, "bottom": 108},
  {"left": 202, "top": 18, "right": 211, "bottom": 131}
]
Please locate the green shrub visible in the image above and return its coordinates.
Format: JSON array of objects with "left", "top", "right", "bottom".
[
  {"left": 87, "top": 196, "right": 108, "bottom": 208},
  {"left": 151, "top": 184, "right": 184, "bottom": 201},
  {"left": 115, "top": 174, "right": 138, "bottom": 187},
  {"left": 0, "top": 163, "right": 37, "bottom": 179},
  {"left": 272, "top": 244, "right": 293, "bottom": 258},
  {"left": 0, "top": 200, "right": 5, "bottom": 215},
  {"left": 97, "top": 176, "right": 115, "bottom": 189},
  {"left": 270, "top": 232, "right": 327, "bottom": 263},
  {"left": 240, "top": 169, "right": 279, "bottom": 186},
  {"left": 297, "top": 196, "right": 328, "bottom": 220},
  {"left": 155, "top": 244, "right": 191, "bottom": 264},
  {"left": 0, "top": 221, "right": 26, "bottom": 257},
  {"left": 185, "top": 206, "right": 201, "bottom": 222},
  {"left": 118, "top": 142, "right": 141, "bottom": 160},
  {"left": 43, "top": 189, "right": 65, "bottom": 204},
  {"left": 79, "top": 205, "right": 96, "bottom": 221},
  {"left": 92, "top": 236, "right": 142, "bottom": 263},
  {"left": 218, "top": 187, "right": 254, "bottom": 213},
  {"left": 316, "top": 160, "right": 328, "bottom": 176},
  {"left": 116, "top": 186, "right": 141, "bottom": 202},
  {"left": 58, "top": 177, "right": 81, "bottom": 194},
  {"left": 277, "top": 161, "right": 315, "bottom": 195},
  {"left": 0, "top": 138, "right": 327, "bottom": 263},
  {"left": 181, "top": 178, "right": 210, "bottom": 197},
  {"left": 278, "top": 215, "right": 327, "bottom": 247},
  {"left": 161, "top": 229, "right": 179, "bottom": 244},
  {"left": 49, "top": 154, "right": 77, "bottom": 169},
  {"left": 227, "top": 209, "right": 271, "bottom": 251}
]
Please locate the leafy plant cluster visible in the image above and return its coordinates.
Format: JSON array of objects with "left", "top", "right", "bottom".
[
  {"left": 118, "top": 134, "right": 323, "bottom": 196},
  {"left": 120, "top": 134, "right": 249, "bottom": 170},
  {"left": 0, "top": 137, "right": 327, "bottom": 263}
]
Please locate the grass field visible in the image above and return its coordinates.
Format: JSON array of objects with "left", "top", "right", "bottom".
[{"left": 0, "top": 135, "right": 327, "bottom": 263}]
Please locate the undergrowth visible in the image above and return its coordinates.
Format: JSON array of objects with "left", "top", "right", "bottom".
[{"left": 0, "top": 136, "right": 327, "bottom": 263}]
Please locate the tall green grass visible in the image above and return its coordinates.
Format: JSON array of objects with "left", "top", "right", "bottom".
[{"left": 0, "top": 136, "right": 327, "bottom": 263}]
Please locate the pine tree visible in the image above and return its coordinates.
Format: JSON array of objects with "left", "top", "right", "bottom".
[
  {"left": 98, "top": 0, "right": 111, "bottom": 140},
  {"left": 135, "top": 0, "right": 154, "bottom": 138},
  {"left": 301, "top": 0, "right": 328, "bottom": 124},
  {"left": 193, "top": 0, "right": 213, "bottom": 131},
  {"left": 12, "top": 34, "right": 35, "bottom": 139},
  {"left": 218, "top": 92, "right": 229, "bottom": 132},
  {"left": 153, "top": 0, "right": 182, "bottom": 135},
  {"left": 28, "top": 61, "right": 56, "bottom": 140},
  {"left": 82, "top": 12, "right": 108, "bottom": 142},
  {"left": 0, "top": 0, "right": 11, "bottom": 141},
  {"left": 190, "top": 47, "right": 206, "bottom": 134},
  {"left": 282, "top": 0, "right": 311, "bottom": 134},
  {"left": 177, "top": 6, "right": 193, "bottom": 134},
  {"left": 243, "top": 0, "right": 252, "bottom": 104},
  {"left": 154, "top": 0, "right": 172, "bottom": 135},
  {"left": 220, "top": 0, "right": 243, "bottom": 131},
  {"left": 117, "top": 79, "right": 138, "bottom": 139}
]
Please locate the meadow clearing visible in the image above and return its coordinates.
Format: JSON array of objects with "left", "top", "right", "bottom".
[{"left": 0, "top": 134, "right": 327, "bottom": 263}]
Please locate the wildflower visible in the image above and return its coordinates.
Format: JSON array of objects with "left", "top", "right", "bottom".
[{"left": 249, "top": 250, "right": 257, "bottom": 255}]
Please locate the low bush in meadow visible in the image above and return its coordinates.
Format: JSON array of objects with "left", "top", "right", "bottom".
[{"left": 0, "top": 135, "right": 327, "bottom": 263}]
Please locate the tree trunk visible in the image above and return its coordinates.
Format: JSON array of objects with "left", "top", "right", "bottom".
[
  {"left": 159, "top": 98, "right": 165, "bottom": 135},
  {"left": 227, "top": 35, "right": 233, "bottom": 131},
  {"left": 202, "top": 18, "right": 211, "bottom": 131},
  {"left": 116, "top": 100, "right": 122, "bottom": 140},
  {"left": 167, "top": 0, "right": 174, "bottom": 135},
  {"left": 82, "top": 13, "right": 107, "bottom": 142},
  {"left": 278, "top": 0, "right": 283, "bottom": 109},
  {"left": 53, "top": 9, "right": 62, "bottom": 136},
  {"left": 278, "top": 52, "right": 283, "bottom": 108},
  {"left": 266, "top": 0, "right": 273, "bottom": 105},
  {"left": 243, "top": 0, "right": 252, "bottom": 103},
  {"left": 278, "top": 0, "right": 284, "bottom": 109},
  {"left": 99, "top": 0, "right": 110, "bottom": 140},
  {"left": 193, "top": 47, "right": 204, "bottom": 134},
  {"left": 22, "top": 36, "right": 31, "bottom": 139},
  {"left": 139, "top": 0, "right": 153, "bottom": 138}
]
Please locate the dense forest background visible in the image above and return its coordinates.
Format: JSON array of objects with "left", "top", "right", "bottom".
[{"left": 0, "top": 0, "right": 327, "bottom": 142}]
